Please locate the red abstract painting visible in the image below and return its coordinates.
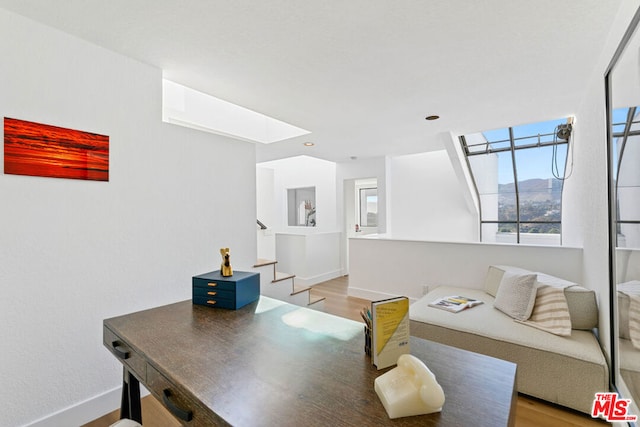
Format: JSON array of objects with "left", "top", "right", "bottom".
[{"left": 4, "top": 117, "right": 109, "bottom": 181}]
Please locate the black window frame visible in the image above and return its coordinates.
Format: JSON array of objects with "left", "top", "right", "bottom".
[{"left": 459, "top": 122, "right": 570, "bottom": 244}]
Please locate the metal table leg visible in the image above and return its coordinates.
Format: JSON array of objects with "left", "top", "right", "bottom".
[{"left": 120, "top": 367, "right": 142, "bottom": 423}]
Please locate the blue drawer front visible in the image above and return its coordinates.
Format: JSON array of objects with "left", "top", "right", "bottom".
[
  {"left": 192, "top": 278, "right": 236, "bottom": 291},
  {"left": 192, "top": 287, "right": 235, "bottom": 299},
  {"left": 193, "top": 295, "right": 236, "bottom": 309},
  {"left": 192, "top": 270, "right": 260, "bottom": 310}
]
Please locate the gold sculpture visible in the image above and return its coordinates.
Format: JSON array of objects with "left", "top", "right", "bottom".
[{"left": 220, "top": 247, "right": 233, "bottom": 277}]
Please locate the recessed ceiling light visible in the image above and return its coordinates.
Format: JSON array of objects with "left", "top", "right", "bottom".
[
  {"left": 303, "top": 142, "right": 315, "bottom": 147},
  {"left": 425, "top": 115, "right": 440, "bottom": 121}
]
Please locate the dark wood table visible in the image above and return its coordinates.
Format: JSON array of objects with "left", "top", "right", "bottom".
[{"left": 104, "top": 297, "right": 516, "bottom": 426}]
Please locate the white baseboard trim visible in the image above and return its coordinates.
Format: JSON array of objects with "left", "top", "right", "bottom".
[
  {"left": 347, "top": 286, "right": 396, "bottom": 301},
  {"left": 25, "top": 386, "right": 150, "bottom": 427},
  {"left": 295, "top": 269, "right": 342, "bottom": 287},
  {"left": 347, "top": 286, "right": 418, "bottom": 304}
]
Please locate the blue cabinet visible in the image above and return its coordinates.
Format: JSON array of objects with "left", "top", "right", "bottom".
[{"left": 192, "top": 270, "right": 260, "bottom": 310}]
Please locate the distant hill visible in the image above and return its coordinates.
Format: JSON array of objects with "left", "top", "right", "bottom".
[{"left": 499, "top": 178, "right": 562, "bottom": 205}]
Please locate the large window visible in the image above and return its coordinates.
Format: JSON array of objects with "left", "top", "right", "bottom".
[
  {"left": 460, "top": 118, "right": 572, "bottom": 245},
  {"left": 613, "top": 106, "right": 640, "bottom": 248}
]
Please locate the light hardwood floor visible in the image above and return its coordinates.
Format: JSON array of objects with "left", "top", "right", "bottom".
[{"left": 86, "top": 276, "right": 608, "bottom": 427}]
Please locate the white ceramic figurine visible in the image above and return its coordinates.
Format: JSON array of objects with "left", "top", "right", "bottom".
[{"left": 374, "top": 354, "right": 445, "bottom": 419}]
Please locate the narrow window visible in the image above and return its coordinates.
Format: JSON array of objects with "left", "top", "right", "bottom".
[{"left": 359, "top": 188, "right": 378, "bottom": 227}]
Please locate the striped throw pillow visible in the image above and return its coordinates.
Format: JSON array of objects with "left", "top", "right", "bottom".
[{"left": 518, "top": 285, "right": 572, "bottom": 336}]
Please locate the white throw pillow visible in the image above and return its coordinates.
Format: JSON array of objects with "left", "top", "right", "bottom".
[
  {"left": 484, "top": 265, "right": 532, "bottom": 297},
  {"left": 493, "top": 272, "right": 538, "bottom": 321}
]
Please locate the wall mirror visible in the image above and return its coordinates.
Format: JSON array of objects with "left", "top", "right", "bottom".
[
  {"left": 606, "top": 6, "right": 640, "bottom": 419},
  {"left": 287, "top": 186, "right": 316, "bottom": 226}
]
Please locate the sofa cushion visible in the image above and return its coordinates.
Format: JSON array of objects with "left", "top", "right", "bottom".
[
  {"left": 410, "top": 286, "right": 605, "bottom": 364},
  {"left": 564, "top": 286, "right": 598, "bottom": 330},
  {"left": 485, "top": 266, "right": 598, "bottom": 330},
  {"left": 535, "top": 272, "right": 576, "bottom": 288},
  {"left": 535, "top": 273, "right": 598, "bottom": 330},
  {"left": 620, "top": 290, "right": 631, "bottom": 339},
  {"left": 493, "top": 272, "right": 538, "bottom": 321},
  {"left": 518, "top": 285, "right": 572, "bottom": 336},
  {"left": 484, "top": 265, "right": 532, "bottom": 297}
]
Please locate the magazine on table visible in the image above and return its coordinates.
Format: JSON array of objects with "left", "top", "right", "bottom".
[{"left": 428, "top": 295, "right": 483, "bottom": 313}]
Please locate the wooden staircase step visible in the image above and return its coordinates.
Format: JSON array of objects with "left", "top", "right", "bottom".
[
  {"left": 291, "top": 285, "right": 311, "bottom": 296},
  {"left": 308, "top": 295, "right": 326, "bottom": 306},
  {"left": 254, "top": 259, "right": 277, "bottom": 268},
  {"left": 273, "top": 272, "right": 295, "bottom": 283}
]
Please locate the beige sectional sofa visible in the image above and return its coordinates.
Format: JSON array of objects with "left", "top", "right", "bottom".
[{"left": 409, "top": 265, "right": 609, "bottom": 414}]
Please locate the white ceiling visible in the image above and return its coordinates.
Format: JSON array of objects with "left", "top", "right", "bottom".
[{"left": 0, "top": 1, "right": 622, "bottom": 163}]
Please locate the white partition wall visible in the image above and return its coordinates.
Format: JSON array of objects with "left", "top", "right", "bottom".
[
  {"left": 386, "top": 151, "right": 478, "bottom": 242},
  {"left": 348, "top": 236, "right": 583, "bottom": 301},
  {"left": 276, "top": 231, "right": 342, "bottom": 286}
]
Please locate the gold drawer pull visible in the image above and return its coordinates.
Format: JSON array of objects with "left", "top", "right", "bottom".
[
  {"left": 207, "top": 291, "right": 217, "bottom": 296},
  {"left": 207, "top": 300, "right": 217, "bottom": 305},
  {"left": 207, "top": 282, "right": 217, "bottom": 287}
]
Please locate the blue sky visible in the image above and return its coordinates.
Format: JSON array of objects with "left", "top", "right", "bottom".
[
  {"left": 481, "top": 118, "right": 570, "bottom": 184},
  {"left": 612, "top": 107, "right": 629, "bottom": 125}
]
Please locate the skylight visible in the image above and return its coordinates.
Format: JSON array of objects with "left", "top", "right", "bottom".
[{"left": 162, "top": 79, "right": 311, "bottom": 144}]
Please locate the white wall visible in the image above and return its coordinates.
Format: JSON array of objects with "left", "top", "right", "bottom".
[
  {"left": 256, "top": 156, "right": 339, "bottom": 279},
  {"left": 256, "top": 166, "right": 276, "bottom": 260},
  {"left": 256, "top": 167, "right": 276, "bottom": 229},
  {"left": 387, "top": 151, "right": 477, "bottom": 241},
  {"left": 275, "top": 232, "right": 342, "bottom": 286},
  {"left": 336, "top": 157, "right": 387, "bottom": 234},
  {"left": 348, "top": 237, "right": 583, "bottom": 301},
  {"left": 257, "top": 155, "right": 337, "bottom": 232},
  {"left": 0, "top": 10, "right": 257, "bottom": 427},
  {"left": 443, "top": 131, "right": 480, "bottom": 227},
  {"left": 336, "top": 157, "right": 387, "bottom": 274}
]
